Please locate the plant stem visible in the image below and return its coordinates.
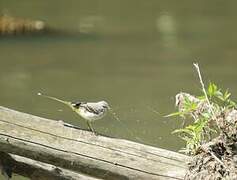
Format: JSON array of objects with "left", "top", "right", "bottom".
[
  {"left": 193, "top": 63, "right": 216, "bottom": 119},
  {"left": 193, "top": 63, "right": 230, "bottom": 169}
]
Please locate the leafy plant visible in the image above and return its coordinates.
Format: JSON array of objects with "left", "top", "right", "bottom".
[
  {"left": 207, "top": 82, "right": 236, "bottom": 108},
  {"left": 168, "top": 81, "right": 236, "bottom": 155},
  {"left": 172, "top": 118, "right": 208, "bottom": 154}
]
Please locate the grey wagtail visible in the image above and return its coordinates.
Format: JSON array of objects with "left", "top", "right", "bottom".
[{"left": 38, "top": 93, "right": 110, "bottom": 134}]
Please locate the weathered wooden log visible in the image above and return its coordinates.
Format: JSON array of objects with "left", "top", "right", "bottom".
[
  {"left": 0, "top": 106, "right": 189, "bottom": 179},
  {"left": 0, "top": 152, "right": 100, "bottom": 180},
  {"left": 0, "top": 14, "right": 46, "bottom": 35}
]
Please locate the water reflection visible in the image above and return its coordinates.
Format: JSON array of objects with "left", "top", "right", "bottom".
[
  {"left": 156, "top": 12, "right": 177, "bottom": 47},
  {"left": 78, "top": 15, "right": 105, "bottom": 34}
]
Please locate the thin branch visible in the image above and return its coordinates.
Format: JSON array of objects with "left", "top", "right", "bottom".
[
  {"left": 193, "top": 63, "right": 229, "bottom": 170},
  {"left": 208, "top": 151, "right": 229, "bottom": 171},
  {"left": 193, "top": 63, "right": 216, "bottom": 119},
  {"left": 209, "top": 151, "right": 224, "bottom": 165}
]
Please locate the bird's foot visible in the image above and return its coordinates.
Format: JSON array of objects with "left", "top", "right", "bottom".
[{"left": 92, "top": 131, "right": 98, "bottom": 136}]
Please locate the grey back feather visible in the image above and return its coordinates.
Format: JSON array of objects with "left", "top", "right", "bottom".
[{"left": 80, "top": 101, "right": 109, "bottom": 114}]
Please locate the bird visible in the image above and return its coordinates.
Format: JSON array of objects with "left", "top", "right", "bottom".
[{"left": 38, "top": 93, "right": 110, "bottom": 134}]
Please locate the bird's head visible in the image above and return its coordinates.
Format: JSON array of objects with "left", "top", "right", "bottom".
[
  {"left": 99, "top": 101, "right": 110, "bottom": 110},
  {"left": 71, "top": 101, "right": 82, "bottom": 109}
]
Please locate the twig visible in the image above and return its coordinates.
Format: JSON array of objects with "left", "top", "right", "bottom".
[
  {"left": 208, "top": 150, "right": 229, "bottom": 170},
  {"left": 193, "top": 63, "right": 230, "bottom": 170},
  {"left": 193, "top": 63, "right": 216, "bottom": 119}
]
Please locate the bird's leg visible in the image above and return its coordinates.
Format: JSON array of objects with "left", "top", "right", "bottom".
[
  {"left": 86, "top": 121, "right": 97, "bottom": 135},
  {"left": 86, "top": 121, "right": 92, "bottom": 131}
]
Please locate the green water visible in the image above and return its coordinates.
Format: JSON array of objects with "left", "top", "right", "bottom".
[{"left": 1, "top": 1, "right": 237, "bottom": 155}]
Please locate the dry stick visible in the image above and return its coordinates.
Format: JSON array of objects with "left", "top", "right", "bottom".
[
  {"left": 209, "top": 151, "right": 226, "bottom": 167},
  {"left": 193, "top": 63, "right": 228, "bottom": 170},
  {"left": 193, "top": 63, "right": 215, "bottom": 117}
]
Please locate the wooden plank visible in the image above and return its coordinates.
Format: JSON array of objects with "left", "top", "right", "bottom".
[
  {"left": 0, "top": 152, "right": 100, "bottom": 180},
  {"left": 0, "top": 106, "right": 189, "bottom": 179}
]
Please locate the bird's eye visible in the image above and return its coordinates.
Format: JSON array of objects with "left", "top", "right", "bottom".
[{"left": 72, "top": 102, "right": 81, "bottom": 108}]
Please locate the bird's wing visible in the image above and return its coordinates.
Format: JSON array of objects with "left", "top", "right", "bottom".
[{"left": 81, "top": 103, "right": 105, "bottom": 115}]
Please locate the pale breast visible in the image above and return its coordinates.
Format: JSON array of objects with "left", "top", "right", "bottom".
[{"left": 76, "top": 107, "right": 106, "bottom": 121}]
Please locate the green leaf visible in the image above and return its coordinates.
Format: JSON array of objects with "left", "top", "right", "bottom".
[
  {"left": 183, "top": 96, "right": 198, "bottom": 112},
  {"left": 164, "top": 111, "right": 183, "bottom": 117},
  {"left": 223, "top": 90, "right": 231, "bottom": 101},
  {"left": 172, "top": 128, "right": 193, "bottom": 135},
  {"left": 208, "top": 82, "right": 218, "bottom": 97},
  {"left": 197, "top": 95, "right": 206, "bottom": 100}
]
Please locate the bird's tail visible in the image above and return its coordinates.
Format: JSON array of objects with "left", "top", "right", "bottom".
[{"left": 38, "top": 93, "right": 72, "bottom": 108}]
